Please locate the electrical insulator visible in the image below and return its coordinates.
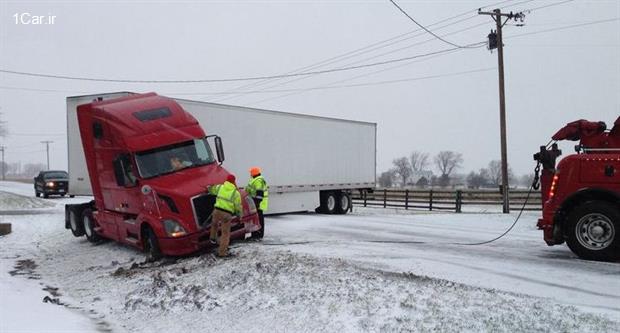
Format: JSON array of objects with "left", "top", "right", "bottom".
[{"left": 487, "top": 30, "right": 498, "bottom": 50}]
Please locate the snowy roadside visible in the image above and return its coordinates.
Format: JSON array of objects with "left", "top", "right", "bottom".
[{"left": 1, "top": 181, "right": 619, "bottom": 332}]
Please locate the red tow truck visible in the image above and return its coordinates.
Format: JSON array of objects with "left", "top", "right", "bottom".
[
  {"left": 65, "top": 93, "right": 261, "bottom": 259},
  {"left": 534, "top": 117, "right": 619, "bottom": 261}
]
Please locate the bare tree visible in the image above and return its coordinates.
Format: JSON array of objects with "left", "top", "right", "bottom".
[
  {"left": 410, "top": 151, "right": 429, "bottom": 173},
  {"left": 434, "top": 151, "right": 463, "bottom": 187},
  {"left": 467, "top": 169, "right": 490, "bottom": 189},
  {"left": 378, "top": 169, "right": 396, "bottom": 188},
  {"left": 392, "top": 157, "right": 412, "bottom": 187},
  {"left": 487, "top": 160, "right": 515, "bottom": 186},
  {"left": 23, "top": 163, "right": 46, "bottom": 177},
  {"left": 518, "top": 173, "right": 535, "bottom": 189}
]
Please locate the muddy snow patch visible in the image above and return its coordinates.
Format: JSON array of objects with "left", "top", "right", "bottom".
[
  {"left": 106, "top": 247, "right": 619, "bottom": 333},
  {"left": 0, "top": 191, "right": 55, "bottom": 210}
]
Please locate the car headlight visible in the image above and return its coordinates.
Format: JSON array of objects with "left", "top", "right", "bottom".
[
  {"left": 46, "top": 181, "right": 55, "bottom": 187},
  {"left": 162, "top": 219, "right": 187, "bottom": 238},
  {"left": 245, "top": 196, "right": 257, "bottom": 215}
]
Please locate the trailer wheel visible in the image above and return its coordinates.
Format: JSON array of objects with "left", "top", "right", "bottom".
[
  {"left": 319, "top": 191, "right": 338, "bottom": 214},
  {"left": 69, "top": 208, "right": 85, "bottom": 237},
  {"left": 566, "top": 201, "right": 619, "bottom": 261},
  {"left": 144, "top": 227, "right": 162, "bottom": 262},
  {"left": 335, "top": 192, "right": 351, "bottom": 215},
  {"left": 82, "top": 209, "right": 101, "bottom": 243}
]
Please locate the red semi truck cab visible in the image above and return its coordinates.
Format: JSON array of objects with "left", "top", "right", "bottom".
[
  {"left": 65, "top": 93, "right": 261, "bottom": 258},
  {"left": 534, "top": 117, "right": 620, "bottom": 261}
]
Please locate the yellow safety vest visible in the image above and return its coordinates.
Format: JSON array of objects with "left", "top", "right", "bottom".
[
  {"left": 209, "top": 181, "right": 242, "bottom": 216},
  {"left": 246, "top": 175, "right": 269, "bottom": 211}
]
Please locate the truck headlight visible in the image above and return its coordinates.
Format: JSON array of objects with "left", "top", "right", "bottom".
[
  {"left": 162, "top": 219, "right": 187, "bottom": 238},
  {"left": 46, "top": 181, "right": 55, "bottom": 187},
  {"left": 245, "top": 196, "right": 257, "bottom": 215}
]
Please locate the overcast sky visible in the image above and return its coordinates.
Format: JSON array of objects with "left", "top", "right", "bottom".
[{"left": 0, "top": 0, "right": 618, "bottom": 177}]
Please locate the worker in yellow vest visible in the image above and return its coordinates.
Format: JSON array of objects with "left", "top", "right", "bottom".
[
  {"left": 207, "top": 174, "right": 242, "bottom": 257},
  {"left": 246, "top": 167, "right": 269, "bottom": 239}
]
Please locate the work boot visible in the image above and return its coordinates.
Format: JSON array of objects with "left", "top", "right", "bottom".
[{"left": 216, "top": 251, "right": 236, "bottom": 259}]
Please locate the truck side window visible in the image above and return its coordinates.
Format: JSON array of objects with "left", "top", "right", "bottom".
[
  {"left": 113, "top": 154, "right": 137, "bottom": 187},
  {"left": 93, "top": 122, "right": 104, "bottom": 139}
]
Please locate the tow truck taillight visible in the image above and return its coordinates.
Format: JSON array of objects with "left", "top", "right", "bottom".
[{"left": 548, "top": 174, "right": 559, "bottom": 200}]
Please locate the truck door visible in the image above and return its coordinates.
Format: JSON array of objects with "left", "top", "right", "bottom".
[{"left": 111, "top": 153, "right": 143, "bottom": 244}]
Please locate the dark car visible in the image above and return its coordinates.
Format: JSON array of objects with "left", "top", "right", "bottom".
[{"left": 34, "top": 170, "right": 70, "bottom": 198}]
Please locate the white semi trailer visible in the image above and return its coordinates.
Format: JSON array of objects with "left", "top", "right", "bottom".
[{"left": 67, "top": 92, "right": 376, "bottom": 214}]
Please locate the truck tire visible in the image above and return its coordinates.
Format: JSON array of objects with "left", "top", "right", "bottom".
[
  {"left": 35, "top": 191, "right": 40, "bottom": 198},
  {"left": 566, "top": 201, "right": 619, "bottom": 261},
  {"left": 319, "top": 191, "right": 338, "bottom": 214},
  {"left": 43, "top": 192, "right": 49, "bottom": 199},
  {"left": 82, "top": 208, "right": 101, "bottom": 243},
  {"left": 69, "top": 207, "right": 85, "bottom": 237},
  {"left": 335, "top": 192, "right": 351, "bottom": 215},
  {"left": 144, "top": 227, "right": 162, "bottom": 262}
]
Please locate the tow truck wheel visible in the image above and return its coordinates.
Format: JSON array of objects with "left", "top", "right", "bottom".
[
  {"left": 144, "top": 227, "right": 162, "bottom": 262},
  {"left": 566, "top": 201, "right": 619, "bottom": 261},
  {"left": 82, "top": 209, "right": 101, "bottom": 243},
  {"left": 69, "top": 209, "right": 85, "bottom": 237}
]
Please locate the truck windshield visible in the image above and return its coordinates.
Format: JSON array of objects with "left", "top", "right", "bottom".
[
  {"left": 135, "top": 138, "right": 216, "bottom": 178},
  {"left": 44, "top": 172, "right": 68, "bottom": 179}
]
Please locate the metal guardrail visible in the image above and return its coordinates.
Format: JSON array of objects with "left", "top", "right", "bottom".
[{"left": 352, "top": 188, "right": 542, "bottom": 213}]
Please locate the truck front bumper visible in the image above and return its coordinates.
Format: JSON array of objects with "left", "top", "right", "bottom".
[{"left": 159, "top": 215, "right": 261, "bottom": 256}]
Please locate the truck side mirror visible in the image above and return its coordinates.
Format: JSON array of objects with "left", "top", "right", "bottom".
[{"left": 215, "top": 136, "right": 225, "bottom": 163}]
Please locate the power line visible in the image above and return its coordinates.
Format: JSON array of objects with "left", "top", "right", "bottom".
[
  {"left": 227, "top": 21, "right": 489, "bottom": 105},
  {"left": 0, "top": 44, "right": 483, "bottom": 84},
  {"left": 505, "top": 17, "right": 620, "bottom": 39},
  {"left": 209, "top": 0, "right": 518, "bottom": 103},
  {"left": 524, "top": 0, "right": 576, "bottom": 13},
  {"left": 388, "top": 0, "right": 475, "bottom": 48},
  {"left": 171, "top": 67, "right": 495, "bottom": 96},
  {"left": 243, "top": 16, "right": 619, "bottom": 106}
]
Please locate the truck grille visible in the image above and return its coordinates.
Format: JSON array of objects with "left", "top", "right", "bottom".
[{"left": 192, "top": 194, "right": 215, "bottom": 228}]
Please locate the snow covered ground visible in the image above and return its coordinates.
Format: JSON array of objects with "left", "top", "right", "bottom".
[{"left": 1, "top": 181, "right": 619, "bottom": 332}]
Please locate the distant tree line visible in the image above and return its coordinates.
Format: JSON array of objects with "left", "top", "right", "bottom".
[{"left": 379, "top": 150, "right": 534, "bottom": 189}]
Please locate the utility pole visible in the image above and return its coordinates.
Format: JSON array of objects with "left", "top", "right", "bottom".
[
  {"left": 478, "top": 8, "right": 524, "bottom": 214},
  {"left": 41, "top": 140, "right": 53, "bottom": 170},
  {"left": 0, "top": 146, "right": 5, "bottom": 181}
]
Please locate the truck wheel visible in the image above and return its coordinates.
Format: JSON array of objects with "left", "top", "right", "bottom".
[
  {"left": 69, "top": 208, "right": 85, "bottom": 237},
  {"left": 35, "top": 191, "right": 40, "bottom": 198},
  {"left": 43, "top": 192, "right": 49, "bottom": 199},
  {"left": 82, "top": 209, "right": 101, "bottom": 243},
  {"left": 335, "top": 192, "right": 351, "bottom": 215},
  {"left": 144, "top": 227, "right": 162, "bottom": 262},
  {"left": 566, "top": 201, "right": 619, "bottom": 261},
  {"left": 319, "top": 192, "right": 338, "bottom": 214}
]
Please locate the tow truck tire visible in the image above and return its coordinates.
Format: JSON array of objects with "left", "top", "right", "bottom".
[
  {"left": 144, "top": 227, "right": 162, "bottom": 262},
  {"left": 69, "top": 208, "right": 85, "bottom": 237},
  {"left": 566, "top": 201, "right": 619, "bottom": 262},
  {"left": 82, "top": 208, "right": 101, "bottom": 243},
  {"left": 335, "top": 192, "right": 351, "bottom": 215}
]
